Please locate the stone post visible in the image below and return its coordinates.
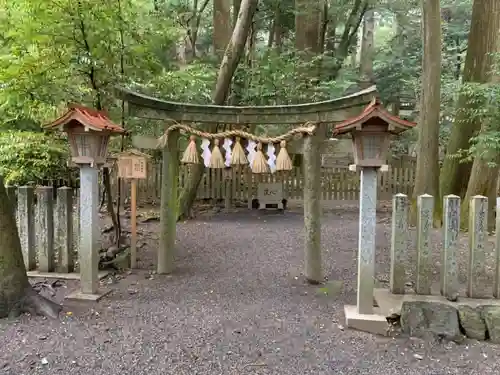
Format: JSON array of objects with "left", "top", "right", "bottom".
[
  {"left": 467, "top": 195, "right": 488, "bottom": 298},
  {"left": 36, "top": 187, "right": 55, "bottom": 272},
  {"left": 18, "top": 186, "right": 36, "bottom": 270},
  {"left": 303, "top": 131, "right": 322, "bottom": 284},
  {"left": 416, "top": 194, "right": 434, "bottom": 295},
  {"left": 5, "top": 185, "right": 17, "bottom": 216},
  {"left": 73, "top": 189, "right": 80, "bottom": 254},
  {"left": 78, "top": 166, "right": 100, "bottom": 295},
  {"left": 494, "top": 197, "right": 500, "bottom": 298},
  {"left": 390, "top": 193, "right": 408, "bottom": 294},
  {"left": 158, "top": 130, "right": 179, "bottom": 274},
  {"left": 56, "top": 187, "right": 74, "bottom": 273},
  {"left": 441, "top": 194, "right": 460, "bottom": 299},
  {"left": 357, "top": 167, "right": 378, "bottom": 314}
]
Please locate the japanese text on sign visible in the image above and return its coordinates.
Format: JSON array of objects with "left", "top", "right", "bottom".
[{"left": 117, "top": 156, "right": 147, "bottom": 179}]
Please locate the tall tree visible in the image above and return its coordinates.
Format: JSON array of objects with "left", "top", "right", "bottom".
[
  {"left": 412, "top": 0, "right": 442, "bottom": 218},
  {"left": 213, "top": 0, "right": 232, "bottom": 57},
  {"left": 295, "top": 0, "right": 322, "bottom": 52},
  {"left": 440, "top": 0, "right": 500, "bottom": 198},
  {"left": 0, "top": 178, "right": 61, "bottom": 318},
  {"left": 461, "top": 73, "right": 500, "bottom": 227},
  {"left": 359, "top": 6, "right": 375, "bottom": 83},
  {"left": 177, "top": 0, "right": 259, "bottom": 219}
]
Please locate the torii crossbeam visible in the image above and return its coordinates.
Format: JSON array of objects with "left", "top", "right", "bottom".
[{"left": 116, "top": 85, "right": 379, "bottom": 282}]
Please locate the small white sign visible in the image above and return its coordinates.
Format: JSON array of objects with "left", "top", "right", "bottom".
[{"left": 257, "top": 182, "right": 284, "bottom": 209}]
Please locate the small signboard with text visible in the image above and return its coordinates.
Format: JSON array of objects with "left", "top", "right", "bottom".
[
  {"left": 117, "top": 149, "right": 150, "bottom": 180},
  {"left": 257, "top": 182, "right": 284, "bottom": 210}
]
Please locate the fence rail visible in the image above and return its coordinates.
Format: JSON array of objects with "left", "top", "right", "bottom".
[{"left": 113, "top": 161, "right": 417, "bottom": 204}]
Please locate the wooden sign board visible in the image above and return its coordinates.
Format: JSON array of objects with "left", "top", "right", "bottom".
[{"left": 117, "top": 154, "right": 148, "bottom": 179}]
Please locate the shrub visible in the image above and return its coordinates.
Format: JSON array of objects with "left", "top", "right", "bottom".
[{"left": 0, "top": 131, "right": 70, "bottom": 185}]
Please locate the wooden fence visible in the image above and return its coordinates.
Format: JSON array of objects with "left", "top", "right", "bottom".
[{"left": 114, "top": 159, "right": 417, "bottom": 204}]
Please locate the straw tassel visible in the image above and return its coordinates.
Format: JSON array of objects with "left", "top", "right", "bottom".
[
  {"left": 276, "top": 140, "right": 293, "bottom": 171},
  {"left": 251, "top": 142, "right": 270, "bottom": 173},
  {"left": 181, "top": 135, "right": 200, "bottom": 164},
  {"left": 230, "top": 137, "right": 248, "bottom": 166},
  {"left": 209, "top": 139, "right": 225, "bottom": 168}
]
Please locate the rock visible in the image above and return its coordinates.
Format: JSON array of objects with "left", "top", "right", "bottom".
[
  {"left": 457, "top": 305, "right": 486, "bottom": 340},
  {"left": 400, "top": 301, "right": 461, "bottom": 341},
  {"left": 482, "top": 306, "right": 500, "bottom": 343},
  {"left": 106, "top": 246, "right": 120, "bottom": 258},
  {"left": 413, "top": 353, "right": 424, "bottom": 360}
]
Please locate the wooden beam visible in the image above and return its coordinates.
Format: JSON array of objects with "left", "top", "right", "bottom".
[{"left": 116, "top": 86, "right": 378, "bottom": 124}]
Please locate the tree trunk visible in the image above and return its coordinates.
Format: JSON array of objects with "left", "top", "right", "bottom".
[
  {"left": 212, "top": 0, "right": 258, "bottom": 104},
  {"left": 0, "top": 179, "right": 61, "bottom": 319},
  {"left": 318, "top": 1, "right": 329, "bottom": 54},
  {"left": 295, "top": 0, "right": 322, "bottom": 52},
  {"left": 232, "top": 0, "right": 241, "bottom": 28},
  {"left": 461, "top": 73, "right": 500, "bottom": 228},
  {"left": 324, "top": 17, "right": 337, "bottom": 52},
  {"left": 213, "top": 0, "right": 232, "bottom": 57},
  {"left": 188, "top": 0, "right": 211, "bottom": 59},
  {"left": 359, "top": 7, "right": 374, "bottom": 83},
  {"left": 102, "top": 168, "right": 120, "bottom": 244},
  {"left": 412, "top": 0, "right": 442, "bottom": 224},
  {"left": 177, "top": 0, "right": 258, "bottom": 219},
  {"left": 328, "top": 0, "right": 368, "bottom": 79},
  {"left": 461, "top": 153, "right": 500, "bottom": 228},
  {"left": 439, "top": 0, "right": 500, "bottom": 198}
]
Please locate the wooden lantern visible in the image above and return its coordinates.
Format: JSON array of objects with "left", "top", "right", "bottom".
[
  {"left": 350, "top": 127, "right": 391, "bottom": 167},
  {"left": 333, "top": 99, "right": 416, "bottom": 168},
  {"left": 42, "top": 104, "right": 125, "bottom": 167},
  {"left": 67, "top": 128, "right": 115, "bottom": 166}
]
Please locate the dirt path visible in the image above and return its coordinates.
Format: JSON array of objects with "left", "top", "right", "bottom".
[{"left": 1, "top": 208, "right": 500, "bottom": 375}]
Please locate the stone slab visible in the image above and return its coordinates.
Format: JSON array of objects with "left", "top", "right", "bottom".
[
  {"left": 344, "top": 305, "right": 390, "bottom": 336},
  {"left": 27, "top": 270, "right": 110, "bottom": 280},
  {"left": 65, "top": 288, "right": 112, "bottom": 302},
  {"left": 373, "top": 288, "right": 500, "bottom": 317}
]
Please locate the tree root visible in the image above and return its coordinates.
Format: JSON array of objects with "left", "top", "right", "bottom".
[{"left": 17, "top": 287, "right": 62, "bottom": 319}]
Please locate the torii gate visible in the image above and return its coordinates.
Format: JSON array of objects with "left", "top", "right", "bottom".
[{"left": 116, "top": 85, "right": 378, "bottom": 283}]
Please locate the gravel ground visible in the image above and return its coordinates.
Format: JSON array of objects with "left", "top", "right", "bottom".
[{"left": 2, "top": 204, "right": 500, "bottom": 375}]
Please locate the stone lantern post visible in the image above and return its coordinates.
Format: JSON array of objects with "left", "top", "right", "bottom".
[
  {"left": 333, "top": 98, "right": 415, "bottom": 334},
  {"left": 44, "top": 105, "right": 125, "bottom": 300}
]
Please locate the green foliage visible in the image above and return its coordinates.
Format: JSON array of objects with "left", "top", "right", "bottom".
[
  {"left": 0, "top": 131, "right": 70, "bottom": 185},
  {"left": 459, "top": 72, "right": 500, "bottom": 164},
  {"left": 0, "top": 0, "right": 479, "bottom": 161}
]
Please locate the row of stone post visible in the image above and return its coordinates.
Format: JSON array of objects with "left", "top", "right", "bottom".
[
  {"left": 6, "top": 186, "right": 79, "bottom": 274},
  {"left": 390, "top": 193, "right": 500, "bottom": 300}
]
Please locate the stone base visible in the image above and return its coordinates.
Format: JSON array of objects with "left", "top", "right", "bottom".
[
  {"left": 344, "top": 305, "right": 390, "bottom": 336},
  {"left": 373, "top": 288, "right": 500, "bottom": 316},
  {"left": 65, "top": 288, "right": 112, "bottom": 302},
  {"left": 27, "top": 270, "right": 110, "bottom": 280}
]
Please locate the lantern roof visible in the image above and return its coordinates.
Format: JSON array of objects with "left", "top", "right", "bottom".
[
  {"left": 113, "top": 148, "right": 151, "bottom": 159},
  {"left": 43, "top": 104, "right": 125, "bottom": 134},
  {"left": 333, "top": 98, "right": 416, "bottom": 135}
]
